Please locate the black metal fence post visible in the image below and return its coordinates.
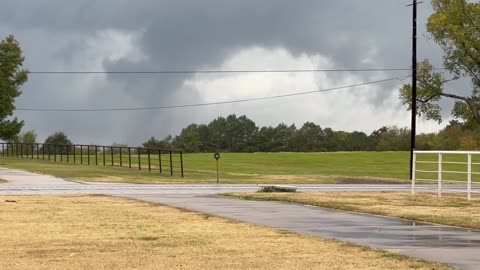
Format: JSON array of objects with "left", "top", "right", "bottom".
[
  {"left": 119, "top": 148, "right": 123, "bottom": 167},
  {"left": 95, "top": 146, "right": 98, "bottom": 166},
  {"left": 169, "top": 151, "right": 173, "bottom": 176},
  {"left": 138, "top": 148, "right": 141, "bottom": 170},
  {"left": 66, "top": 145, "right": 70, "bottom": 163},
  {"left": 87, "top": 145, "right": 90, "bottom": 165},
  {"left": 103, "top": 146, "right": 106, "bottom": 166},
  {"left": 147, "top": 149, "right": 151, "bottom": 171},
  {"left": 20, "top": 143, "right": 23, "bottom": 158},
  {"left": 36, "top": 144, "right": 39, "bottom": 159},
  {"left": 73, "top": 145, "right": 76, "bottom": 164},
  {"left": 54, "top": 145, "right": 57, "bottom": 162},
  {"left": 128, "top": 148, "right": 131, "bottom": 168},
  {"left": 80, "top": 145, "right": 83, "bottom": 164},
  {"left": 111, "top": 147, "right": 114, "bottom": 166},
  {"left": 180, "top": 151, "right": 184, "bottom": 178},
  {"left": 60, "top": 145, "right": 63, "bottom": 163},
  {"left": 158, "top": 150, "right": 162, "bottom": 173}
]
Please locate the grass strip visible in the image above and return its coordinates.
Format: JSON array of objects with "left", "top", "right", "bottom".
[{"left": 226, "top": 191, "right": 480, "bottom": 230}]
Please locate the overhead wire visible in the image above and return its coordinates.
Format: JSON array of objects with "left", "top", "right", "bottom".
[
  {"left": 16, "top": 75, "right": 410, "bottom": 112},
  {"left": 24, "top": 68, "right": 444, "bottom": 74}
]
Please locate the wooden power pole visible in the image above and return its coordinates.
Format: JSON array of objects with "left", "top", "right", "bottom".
[{"left": 409, "top": 0, "right": 419, "bottom": 180}]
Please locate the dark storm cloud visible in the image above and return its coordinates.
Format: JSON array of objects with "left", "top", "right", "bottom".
[
  {"left": 1, "top": 0, "right": 420, "bottom": 68},
  {"left": 0, "top": 0, "right": 450, "bottom": 144}
]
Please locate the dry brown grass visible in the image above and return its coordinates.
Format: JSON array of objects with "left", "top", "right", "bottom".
[
  {"left": 0, "top": 195, "right": 449, "bottom": 270},
  {"left": 228, "top": 191, "right": 480, "bottom": 230}
]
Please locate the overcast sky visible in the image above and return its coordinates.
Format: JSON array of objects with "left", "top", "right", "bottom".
[{"left": 1, "top": 0, "right": 458, "bottom": 145}]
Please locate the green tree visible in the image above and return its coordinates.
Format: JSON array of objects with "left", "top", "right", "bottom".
[
  {"left": 42, "top": 132, "right": 72, "bottom": 154},
  {"left": 204, "top": 115, "right": 258, "bottom": 152},
  {"left": 293, "top": 122, "right": 325, "bottom": 152},
  {"left": 415, "top": 133, "right": 437, "bottom": 150},
  {"left": 430, "top": 121, "right": 464, "bottom": 150},
  {"left": 174, "top": 124, "right": 201, "bottom": 153},
  {"left": 226, "top": 115, "right": 257, "bottom": 152},
  {"left": 399, "top": 0, "right": 480, "bottom": 126},
  {"left": 44, "top": 132, "right": 73, "bottom": 145},
  {"left": 376, "top": 127, "right": 411, "bottom": 151},
  {"left": 207, "top": 116, "right": 228, "bottom": 150},
  {"left": 19, "top": 130, "right": 37, "bottom": 144},
  {"left": 256, "top": 126, "right": 275, "bottom": 152},
  {"left": 142, "top": 136, "right": 173, "bottom": 149},
  {"left": 271, "top": 123, "right": 297, "bottom": 152},
  {"left": 0, "top": 35, "right": 28, "bottom": 141},
  {"left": 345, "top": 131, "right": 374, "bottom": 151}
]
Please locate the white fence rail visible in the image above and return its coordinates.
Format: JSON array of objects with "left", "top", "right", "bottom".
[{"left": 413, "top": 150, "right": 480, "bottom": 201}]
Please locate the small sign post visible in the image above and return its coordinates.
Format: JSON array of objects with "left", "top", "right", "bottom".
[{"left": 214, "top": 153, "right": 220, "bottom": 184}]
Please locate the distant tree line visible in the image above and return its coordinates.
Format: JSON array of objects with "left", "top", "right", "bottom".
[
  {"left": 6, "top": 115, "right": 480, "bottom": 153},
  {"left": 141, "top": 114, "right": 480, "bottom": 153}
]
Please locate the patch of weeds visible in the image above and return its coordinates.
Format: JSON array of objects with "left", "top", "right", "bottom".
[
  {"left": 276, "top": 230, "right": 295, "bottom": 235},
  {"left": 258, "top": 186, "right": 297, "bottom": 193},
  {"left": 137, "top": 236, "right": 159, "bottom": 241}
]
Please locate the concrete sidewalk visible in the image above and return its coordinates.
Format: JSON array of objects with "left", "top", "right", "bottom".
[
  {"left": 0, "top": 167, "right": 81, "bottom": 186},
  {"left": 122, "top": 194, "right": 480, "bottom": 270}
]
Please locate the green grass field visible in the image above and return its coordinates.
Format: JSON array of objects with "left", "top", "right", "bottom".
[{"left": 1, "top": 151, "right": 479, "bottom": 184}]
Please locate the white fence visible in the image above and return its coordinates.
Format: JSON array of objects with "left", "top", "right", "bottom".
[{"left": 413, "top": 150, "right": 480, "bottom": 201}]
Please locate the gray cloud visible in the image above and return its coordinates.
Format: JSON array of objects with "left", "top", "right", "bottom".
[{"left": 0, "top": 0, "right": 455, "bottom": 145}]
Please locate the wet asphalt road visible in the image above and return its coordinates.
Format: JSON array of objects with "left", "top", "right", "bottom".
[{"left": 1, "top": 167, "right": 480, "bottom": 269}]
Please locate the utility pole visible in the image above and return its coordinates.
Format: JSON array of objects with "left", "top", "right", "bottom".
[{"left": 408, "top": 0, "right": 420, "bottom": 180}]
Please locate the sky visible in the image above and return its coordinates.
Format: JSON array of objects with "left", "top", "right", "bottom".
[{"left": 0, "top": 0, "right": 459, "bottom": 145}]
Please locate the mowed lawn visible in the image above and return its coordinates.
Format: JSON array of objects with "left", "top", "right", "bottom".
[
  {"left": 1, "top": 151, "right": 478, "bottom": 184},
  {"left": 0, "top": 152, "right": 411, "bottom": 184},
  {"left": 0, "top": 195, "right": 450, "bottom": 270}
]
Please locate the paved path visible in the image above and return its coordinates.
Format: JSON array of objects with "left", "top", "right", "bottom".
[{"left": 1, "top": 167, "right": 480, "bottom": 269}]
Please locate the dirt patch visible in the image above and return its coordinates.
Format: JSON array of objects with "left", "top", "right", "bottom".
[{"left": 336, "top": 178, "right": 405, "bottom": 184}]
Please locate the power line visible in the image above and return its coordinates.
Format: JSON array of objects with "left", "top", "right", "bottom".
[
  {"left": 16, "top": 75, "right": 409, "bottom": 112},
  {"left": 24, "top": 68, "right": 441, "bottom": 74},
  {"left": 26, "top": 68, "right": 411, "bottom": 74}
]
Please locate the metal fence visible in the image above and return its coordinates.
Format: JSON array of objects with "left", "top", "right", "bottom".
[
  {"left": 0, "top": 142, "right": 184, "bottom": 177},
  {"left": 412, "top": 150, "right": 480, "bottom": 201}
]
